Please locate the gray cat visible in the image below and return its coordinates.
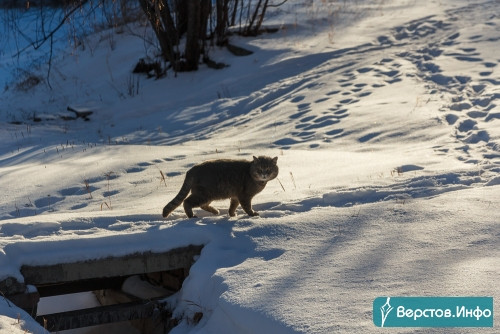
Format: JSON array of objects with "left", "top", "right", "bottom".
[{"left": 162, "top": 156, "right": 279, "bottom": 218}]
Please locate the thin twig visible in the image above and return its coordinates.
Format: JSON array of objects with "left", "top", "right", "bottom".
[
  {"left": 269, "top": 0, "right": 289, "bottom": 7},
  {"left": 13, "top": 0, "right": 92, "bottom": 57},
  {"left": 47, "top": 34, "right": 53, "bottom": 89},
  {"left": 277, "top": 177, "right": 286, "bottom": 192},
  {"left": 0, "top": 291, "right": 12, "bottom": 307}
]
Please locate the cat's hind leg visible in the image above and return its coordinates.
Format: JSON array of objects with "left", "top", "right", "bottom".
[
  {"left": 183, "top": 194, "right": 204, "bottom": 218},
  {"left": 200, "top": 202, "right": 219, "bottom": 215},
  {"left": 228, "top": 198, "right": 239, "bottom": 217},
  {"left": 184, "top": 195, "right": 219, "bottom": 217}
]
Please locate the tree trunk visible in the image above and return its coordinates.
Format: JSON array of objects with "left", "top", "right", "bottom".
[
  {"left": 183, "top": 0, "right": 210, "bottom": 71},
  {"left": 199, "top": 0, "right": 211, "bottom": 52},
  {"left": 230, "top": 0, "right": 239, "bottom": 26},
  {"left": 184, "top": 0, "right": 200, "bottom": 71},
  {"left": 174, "top": 0, "right": 189, "bottom": 37},
  {"left": 138, "top": 0, "right": 177, "bottom": 64},
  {"left": 246, "top": 0, "right": 263, "bottom": 35},
  {"left": 216, "top": 0, "right": 229, "bottom": 45},
  {"left": 136, "top": 0, "right": 277, "bottom": 73},
  {"left": 245, "top": 0, "right": 269, "bottom": 36},
  {"left": 254, "top": 0, "right": 270, "bottom": 34}
]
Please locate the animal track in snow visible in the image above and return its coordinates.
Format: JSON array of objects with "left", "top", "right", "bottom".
[
  {"left": 269, "top": 2, "right": 499, "bottom": 159},
  {"left": 8, "top": 157, "right": 177, "bottom": 219},
  {"left": 59, "top": 186, "right": 84, "bottom": 196},
  {"left": 126, "top": 167, "right": 145, "bottom": 173},
  {"left": 269, "top": 166, "right": 499, "bottom": 218},
  {"left": 34, "top": 196, "right": 64, "bottom": 210},
  {"left": 385, "top": 2, "right": 500, "bottom": 165}
]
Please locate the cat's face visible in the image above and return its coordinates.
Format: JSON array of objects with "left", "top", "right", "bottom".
[{"left": 250, "top": 156, "right": 279, "bottom": 182}]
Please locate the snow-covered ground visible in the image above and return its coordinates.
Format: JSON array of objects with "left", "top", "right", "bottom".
[{"left": 1, "top": 0, "right": 499, "bottom": 333}]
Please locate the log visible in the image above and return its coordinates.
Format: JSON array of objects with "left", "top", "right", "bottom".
[
  {"left": 36, "top": 297, "right": 177, "bottom": 332},
  {"left": 67, "top": 106, "right": 93, "bottom": 120},
  {"left": 21, "top": 245, "right": 203, "bottom": 286}
]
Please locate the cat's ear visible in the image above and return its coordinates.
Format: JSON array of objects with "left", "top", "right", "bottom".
[
  {"left": 272, "top": 156, "right": 278, "bottom": 164},
  {"left": 253, "top": 156, "right": 258, "bottom": 162}
]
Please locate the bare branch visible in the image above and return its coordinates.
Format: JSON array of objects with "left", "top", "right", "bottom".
[
  {"left": 13, "top": 0, "right": 92, "bottom": 58},
  {"left": 268, "top": 0, "right": 289, "bottom": 8}
]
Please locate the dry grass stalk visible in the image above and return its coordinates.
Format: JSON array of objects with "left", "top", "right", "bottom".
[
  {"left": 277, "top": 177, "right": 286, "bottom": 192},
  {"left": 160, "top": 170, "right": 167, "bottom": 187},
  {"left": 100, "top": 202, "right": 111, "bottom": 211},
  {"left": 84, "top": 179, "right": 93, "bottom": 199},
  {"left": 290, "top": 171, "right": 296, "bottom": 189}
]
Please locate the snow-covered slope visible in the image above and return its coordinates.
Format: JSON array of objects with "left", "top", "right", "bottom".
[{"left": 0, "top": 0, "right": 499, "bottom": 333}]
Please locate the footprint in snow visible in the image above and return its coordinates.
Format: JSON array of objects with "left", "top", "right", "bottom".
[
  {"left": 59, "top": 186, "right": 84, "bottom": 196},
  {"left": 314, "top": 97, "right": 330, "bottom": 104},
  {"left": 358, "top": 132, "right": 382, "bottom": 143},
  {"left": 126, "top": 167, "right": 146, "bottom": 173},
  {"left": 290, "top": 95, "right": 306, "bottom": 103},
  {"left": 34, "top": 196, "right": 65, "bottom": 209}
]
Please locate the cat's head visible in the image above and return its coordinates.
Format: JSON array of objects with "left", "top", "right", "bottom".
[{"left": 250, "top": 156, "right": 279, "bottom": 182}]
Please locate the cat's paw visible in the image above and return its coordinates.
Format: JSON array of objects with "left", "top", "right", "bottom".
[
  {"left": 250, "top": 211, "right": 259, "bottom": 217},
  {"left": 162, "top": 207, "right": 169, "bottom": 218}
]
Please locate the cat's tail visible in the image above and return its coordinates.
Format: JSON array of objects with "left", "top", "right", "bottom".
[{"left": 162, "top": 173, "right": 193, "bottom": 218}]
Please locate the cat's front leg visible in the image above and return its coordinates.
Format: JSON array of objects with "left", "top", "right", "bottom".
[{"left": 240, "top": 198, "right": 259, "bottom": 217}]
